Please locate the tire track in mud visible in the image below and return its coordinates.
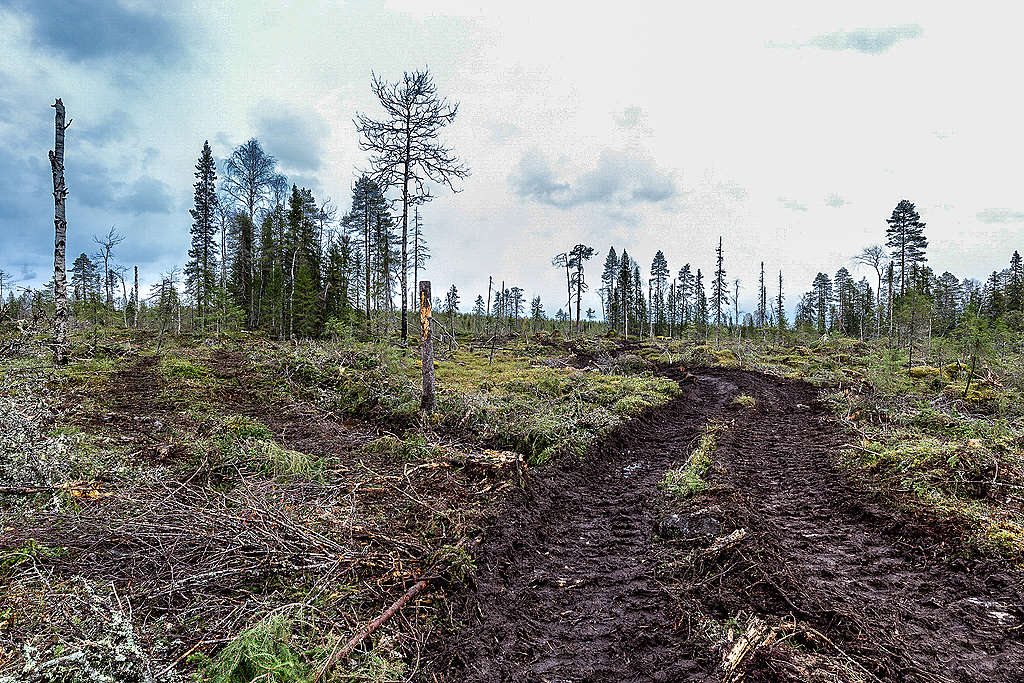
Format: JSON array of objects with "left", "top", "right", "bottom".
[
  {"left": 704, "top": 369, "right": 1024, "bottom": 682},
  {"left": 436, "top": 368, "right": 1024, "bottom": 682}
]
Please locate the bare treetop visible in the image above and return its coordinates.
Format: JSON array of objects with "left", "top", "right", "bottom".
[
  {"left": 221, "top": 138, "right": 279, "bottom": 218},
  {"left": 355, "top": 68, "right": 469, "bottom": 201}
]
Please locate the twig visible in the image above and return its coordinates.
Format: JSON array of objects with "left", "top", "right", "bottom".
[{"left": 313, "top": 578, "right": 430, "bottom": 681}]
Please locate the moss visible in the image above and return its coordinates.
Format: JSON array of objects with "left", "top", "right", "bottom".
[
  {"left": 712, "top": 348, "right": 741, "bottom": 369},
  {"left": 160, "top": 357, "right": 210, "bottom": 380},
  {"left": 224, "top": 416, "right": 275, "bottom": 441},
  {"left": 908, "top": 365, "right": 940, "bottom": 379}
]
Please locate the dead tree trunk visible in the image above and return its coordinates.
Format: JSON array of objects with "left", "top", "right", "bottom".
[
  {"left": 419, "top": 280, "right": 435, "bottom": 413},
  {"left": 49, "top": 98, "right": 70, "bottom": 365},
  {"left": 133, "top": 266, "right": 140, "bottom": 328}
]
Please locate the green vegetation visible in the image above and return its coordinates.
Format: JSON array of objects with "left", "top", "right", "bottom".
[
  {"left": 205, "top": 612, "right": 312, "bottom": 683},
  {"left": 731, "top": 394, "right": 756, "bottom": 409},
  {"left": 661, "top": 421, "right": 727, "bottom": 498}
]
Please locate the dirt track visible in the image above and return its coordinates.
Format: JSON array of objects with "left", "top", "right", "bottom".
[{"left": 437, "top": 369, "right": 1024, "bottom": 682}]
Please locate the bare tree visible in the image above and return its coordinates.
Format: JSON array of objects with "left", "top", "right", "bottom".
[
  {"left": 92, "top": 226, "right": 125, "bottom": 307},
  {"left": 221, "top": 140, "right": 279, "bottom": 326},
  {"left": 355, "top": 68, "right": 469, "bottom": 343},
  {"left": 49, "top": 98, "right": 70, "bottom": 365},
  {"left": 855, "top": 244, "right": 887, "bottom": 336}
]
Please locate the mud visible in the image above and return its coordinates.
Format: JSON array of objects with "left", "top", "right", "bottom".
[{"left": 435, "top": 368, "right": 1024, "bottom": 682}]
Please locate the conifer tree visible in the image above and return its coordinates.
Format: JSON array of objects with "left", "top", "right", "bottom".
[
  {"left": 1008, "top": 250, "right": 1023, "bottom": 313},
  {"left": 678, "top": 264, "right": 693, "bottom": 331},
  {"left": 776, "top": 270, "right": 787, "bottom": 337},
  {"left": 650, "top": 250, "right": 669, "bottom": 336},
  {"left": 601, "top": 247, "right": 618, "bottom": 325},
  {"left": 355, "top": 68, "right": 469, "bottom": 343},
  {"left": 885, "top": 199, "right": 928, "bottom": 295},
  {"left": 712, "top": 237, "right": 728, "bottom": 343},
  {"left": 617, "top": 250, "right": 633, "bottom": 336},
  {"left": 694, "top": 268, "right": 709, "bottom": 338},
  {"left": 185, "top": 141, "right": 219, "bottom": 331},
  {"left": 568, "top": 244, "right": 596, "bottom": 333},
  {"left": 757, "top": 262, "right": 767, "bottom": 329}
]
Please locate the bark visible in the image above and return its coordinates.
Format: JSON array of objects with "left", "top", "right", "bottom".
[
  {"left": 133, "top": 266, "right": 140, "bottom": 328},
  {"left": 400, "top": 149, "right": 410, "bottom": 343},
  {"left": 419, "top": 281, "right": 435, "bottom": 412},
  {"left": 49, "top": 98, "right": 69, "bottom": 365}
]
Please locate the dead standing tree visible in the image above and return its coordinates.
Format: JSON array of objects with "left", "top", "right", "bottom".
[
  {"left": 49, "top": 98, "right": 70, "bottom": 365},
  {"left": 355, "top": 68, "right": 469, "bottom": 345}
]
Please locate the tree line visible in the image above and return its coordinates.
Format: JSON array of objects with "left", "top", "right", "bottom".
[{"left": 8, "top": 90, "right": 1024, "bottom": 361}]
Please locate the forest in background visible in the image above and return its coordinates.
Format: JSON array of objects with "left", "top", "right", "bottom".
[{"left": 1, "top": 68, "right": 1023, "bottom": 683}]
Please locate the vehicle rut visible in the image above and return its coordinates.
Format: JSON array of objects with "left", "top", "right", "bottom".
[{"left": 433, "top": 368, "right": 1024, "bottom": 682}]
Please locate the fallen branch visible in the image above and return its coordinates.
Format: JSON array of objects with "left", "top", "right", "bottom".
[{"left": 314, "top": 578, "right": 430, "bottom": 681}]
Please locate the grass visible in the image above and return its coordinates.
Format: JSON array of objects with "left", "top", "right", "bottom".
[
  {"left": 760, "top": 335, "right": 1024, "bottom": 562},
  {"left": 246, "top": 340, "right": 682, "bottom": 466},
  {"left": 731, "top": 394, "right": 756, "bottom": 409},
  {"left": 214, "top": 415, "right": 319, "bottom": 478},
  {"left": 661, "top": 421, "right": 727, "bottom": 498}
]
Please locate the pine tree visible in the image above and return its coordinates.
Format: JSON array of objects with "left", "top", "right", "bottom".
[
  {"left": 568, "top": 244, "right": 596, "bottom": 333},
  {"left": 185, "top": 141, "right": 219, "bottom": 332},
  {"left": 342, "top": 175, "right": 390, "bottom": 333},
  {"left": 885, "top": 199, "right": 928, "bottom": 295}
]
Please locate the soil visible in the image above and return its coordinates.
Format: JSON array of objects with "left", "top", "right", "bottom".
[{"left": 434, "top": 368, "right": 1024, "bottom": 682}]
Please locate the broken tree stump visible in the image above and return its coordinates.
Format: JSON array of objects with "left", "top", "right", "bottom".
[{"left": 420, "top": 280, "right": 436, "bottom": 413}]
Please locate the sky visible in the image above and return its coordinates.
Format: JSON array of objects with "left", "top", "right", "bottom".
[{"left": 2, "top": 0, "right": 1023, "bottom": 317}]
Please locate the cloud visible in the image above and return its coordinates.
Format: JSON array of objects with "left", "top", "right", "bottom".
[
  {"left": 5, "top": 1, "right": 186, "bottom": 65},
  {"left": 804, "top": 25, "right": 923, "bottom": 54},
  {"left": 511, "top": 148, "right": 676, "bottom": 208},
  {"left": 486, "top": 120, "right": 522, "bottom": 143},
  {"left": 977, "top": 208, "right": 1024, "bottom": 223},
  {"left": 122, "top": 176, "right": 177, "bottom": 214},
  {"left": 253, "top": 102, "right": 329, "bottom": 172},
  {"left": 825, "top": 193, "right": 847, "bottom": 208},
  {"left": 72, "top": 161, "right": 175, "bottom": 214},
  {"left": 777, "top": 196, "right": 808, "bottom": 212},
  {"left": 78, "top": 110, "right": 136, "bottom": 146}
]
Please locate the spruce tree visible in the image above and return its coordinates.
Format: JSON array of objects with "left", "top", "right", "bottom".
[
  {"left": 601, "top": 247, "right": 618, "bottom": 325},
  {"left": 185, "top": 141, "right": 219, "bottom": 332},
  {"left": 757, "top": 262, "right": 767, "bottom": 329},
  {"left": 1008, "top": 251, "right": 1023, "bottom": 313},
  {"left": 650, "top": 250, "right": 669, "bottom": 336},
  {"left": 712, "top": 237, "right": 727, "bottom": 343},
  {"left": 618, "top": 250, "right": 633, "bottom": 336},
  {"left": 678, "top": 264, "right": 693, "bottom": 330},
  {"left": 694, "top": 268, "right": 709, "bottom": 338}
]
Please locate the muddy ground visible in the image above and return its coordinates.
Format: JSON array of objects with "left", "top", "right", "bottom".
[{"left": 433, "top": 368, "right": 1024, "bottom": 682}]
